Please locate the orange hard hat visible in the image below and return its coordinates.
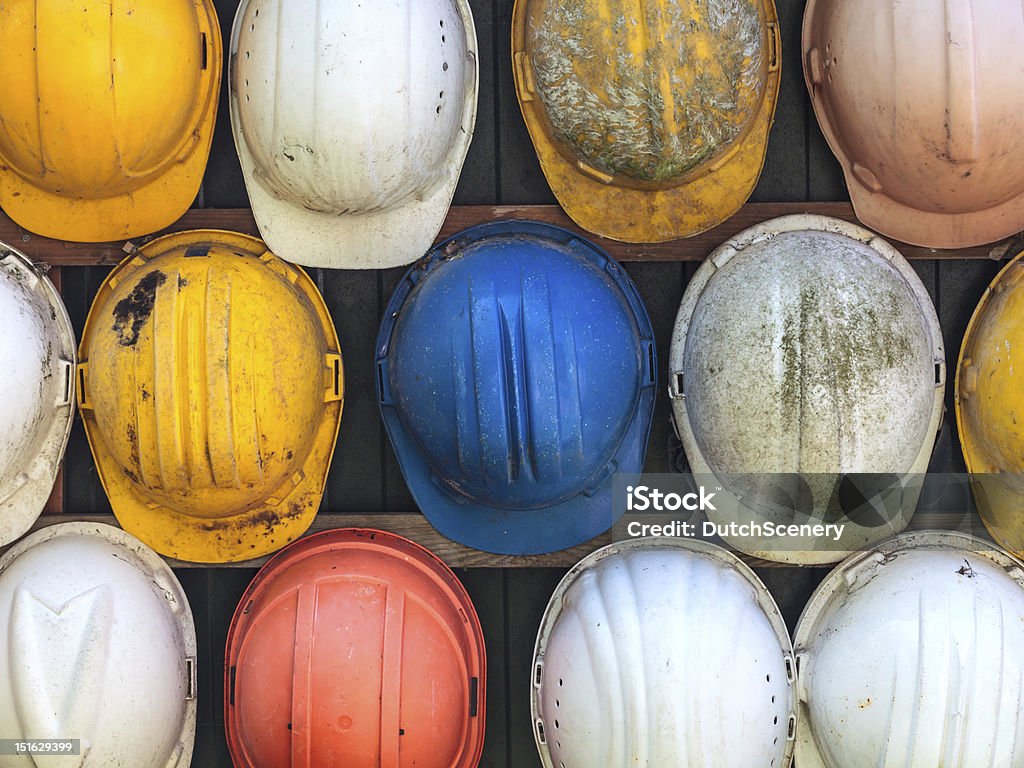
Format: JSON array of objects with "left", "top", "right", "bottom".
[{"left": 224, "top": 529, "right": 486, "bottom": 768}]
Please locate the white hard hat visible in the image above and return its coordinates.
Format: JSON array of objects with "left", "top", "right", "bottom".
[
  {"left": 669, "top": 214, "right": 944, "bottom": 563},
  {"left": 532, "top": 537, "right": 796, "bottom": 768},
  {"left": 229, "top": 0, "right": 478, "bottom": 269},
  {"left": 0, "top": 243, "right": 75, "bottom": 546},
  {"left": 794, "top": 531, "right": 1024, "bottom": 768},
  {"left": 0, "top": 523, "right": 197, "bottom": 767}
]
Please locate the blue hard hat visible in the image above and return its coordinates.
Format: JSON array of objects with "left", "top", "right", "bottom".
[{"left": 376, "top": 221, "right": 656, "bottom": 554}]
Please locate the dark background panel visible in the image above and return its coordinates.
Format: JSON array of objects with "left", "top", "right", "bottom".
[
  {"left": 318, "top": 269, "right": 387, "bottom": 512},
  {"left": 494, "top": 0, "right": 557, "bottom": 205},
  {"left": 751, "top": 0, "right": 807, "bottom": 202},
  {"left": 47, "top": 0, "right": 1002, "bottom": 766}
]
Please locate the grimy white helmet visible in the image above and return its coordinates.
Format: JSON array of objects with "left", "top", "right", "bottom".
[
  {"left": 669, "top": 215, "right": 944, "bottom": 564},
  {"left": 794, "top": 531, "right": 1024, "bottom": 768},
  {"left": 0, "top": 242, "right": 75, "bottom": 546},
  {"left": 0, "top": 523, "right": 197, "bottom": 766},
  {"left": 229, "top": 0, "right": 478, "bottom": 269},
  {"left": 532, "top": 538, "right": 796, "bottom": 768}
]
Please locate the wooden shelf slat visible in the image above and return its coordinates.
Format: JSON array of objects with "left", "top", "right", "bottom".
[
  {"left": 3, "top": 203, "right": 1020, "bottom": 266},
  {"left": 3, "top": 510, "right": 989, "bottom": 569}
]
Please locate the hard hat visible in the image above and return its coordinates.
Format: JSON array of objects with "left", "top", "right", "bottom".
[
  {"left": 956, "top": 249, "right": 1024, "bottom": 556},
  {"left": 0, "top": 522, "right": 196, "bottom": 767},
  {"left": 533, "top": 537, "right": 796, "bottom": 768},
  {"left": 0, "top": 242, "right": 75, "bottom": 546},
  {"left": 512, "top": 0, "right": 781, "bottom": 243},
  {"left": 803, "top": 0, "right": 1024, "bottom": 248},
  {"left": 0, "top": 0, "right": 221, "bottom": 242},
  {"left": 229, "top": 0, "right": 478, "bottom": 269},
  {"left": 225, "top": 528, "right": 486, "bottom": 768},
  {"left": 794, "top": 531, "right": 1024, "bottom": 768},
  {"left": 670, "top": 215, "right": 945, "bottom": 564},
  {"left": 377, "top": 221, "right": 656, "bottom": 555},
  {"left": 76, "top": 230, "right": 343, "bottom": 564}
]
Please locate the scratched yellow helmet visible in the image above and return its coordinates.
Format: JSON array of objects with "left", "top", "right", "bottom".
[
  {"left": 957, "top": 250, "right": 1024, "bottom": 558},
  {"left": 512, "top": 0, "right": 780, "bottom": 243},
  {"left": 77, "top": 231, "right": 343, "bottom": 563},
  {"left": 0, "top": 0, "right": 221, "bottom": 242}
]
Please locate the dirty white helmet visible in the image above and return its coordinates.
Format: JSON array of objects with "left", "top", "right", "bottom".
[
  {"left": 669, "top": 215, "right": 944, "bottom": 564},
  {"left": 794, "top": 531, "right": 1024, "bottom": 768},
  {"left": 0, "top": 243, "right": 75, "bottom": 546},
  {"left": 532, "top": 538, "right": 796, "bottom": 768},
  {"left": 0, "top": 523, "right": 196, "bottom": 767},
  {"left": 229, "top": 0, "right": 478, "bottom": 269}
]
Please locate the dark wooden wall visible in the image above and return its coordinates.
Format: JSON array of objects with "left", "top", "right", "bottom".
[{"left": 44, "top": 0, "right": 1004, "bottom": 765}]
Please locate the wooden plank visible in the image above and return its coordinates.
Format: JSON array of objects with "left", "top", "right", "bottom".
[
  {"left": 9, "top": 510, "right": 991, "bottom": 569},
  {"left": 7, "top": 205, "right": 1021, "bottom": 266}
]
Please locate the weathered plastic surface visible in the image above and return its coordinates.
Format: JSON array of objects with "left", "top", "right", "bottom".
[
  {"left": 77, "top": 230, "right": 343, "bottom": 563},
  {"left": 0, "top": 243, "right": 75, "bottom": 546},
  {"left": 794, "top": 531, "right": 1024, "bottom": 768},
  {"left": 670, "top": 215, "right": 945, "bottom": 563},
  {"left": 532, "top": 537, "right": 796, "bottom": 768},
  {"left": 957, "top": 249, "right": 1024, "bottom": 557},
  {"left": 0, "top": 522, "right": 197, "bottom": 768},
  {"left": 230, "top": 0, "right": 478, "bottom": 268},
  {"left": 513, "top": 0, "right": 780, "bottom": 242},
  {"left": 803, "top": 0, "right": 1024, "bottom": 248},
  {"left": 225, "top": 528, "right": 486, "bottom": 768},
  {"left": 376, "top": 221, "right": 656, "bottom": 555},
  {"left": 0, "top": 0, "right": 221, "bottom": 242}
]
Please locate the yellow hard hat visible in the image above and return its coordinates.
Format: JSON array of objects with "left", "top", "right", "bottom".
[
  {"left": 0, "top": 0, "right": 221, "bottom": 242},
  {"left": 956, "top": 251, "right": 1024, "bottom": 557},
  {"left": 77, "top": 231, "right": 343, "bottom": 563},
  {"left": 512, "top": 0, "right": 780, "bottom": 243}
]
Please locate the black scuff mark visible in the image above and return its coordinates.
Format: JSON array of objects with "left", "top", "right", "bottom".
[
  {"left": 957, "top": 560, "right": 976, "bottom": 578},
  {"left": 112, "top": 270, "right": 167, "bottom": 347}
]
